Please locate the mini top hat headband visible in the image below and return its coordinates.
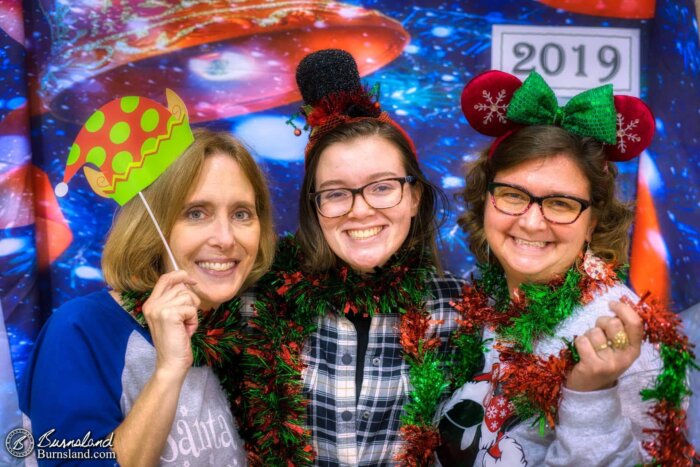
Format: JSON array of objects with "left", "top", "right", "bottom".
[
  {"left": 293, "top": 49, "right": 416, "bottom": 164},
  {"left": 460, "top": 70, "right": 655, "bottom": 162}
]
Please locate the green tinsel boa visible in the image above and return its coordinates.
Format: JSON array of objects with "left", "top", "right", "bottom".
[
  {"left": 240, "top": 236, "right": 484, "bottom": 466},
  {"left": 462, "top": 262, "right": 698, "bottom": 466}
]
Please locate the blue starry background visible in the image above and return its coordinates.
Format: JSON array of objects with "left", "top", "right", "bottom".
[{"left": 0, "top": 0, "right": 699, "bottom": 453}]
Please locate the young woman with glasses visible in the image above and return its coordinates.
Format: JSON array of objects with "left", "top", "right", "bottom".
[
  {"left": 436, "top": 71, "right": 694, "bottom": 466},
  {"left": 239, "top": 50, "right": 483, "bottom": 466}
]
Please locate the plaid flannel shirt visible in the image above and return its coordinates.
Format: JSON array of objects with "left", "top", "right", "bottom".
[{"left": 298, "top": 270, "right": 466, "bottom": 467}]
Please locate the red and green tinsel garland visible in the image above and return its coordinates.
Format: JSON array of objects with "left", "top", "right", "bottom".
[
  {"left": 240, "top": 236, "right": 484, "bottom": 466},
  {"left": 625, "top": 293, "right": 699, "bottom": 466},
  {"left": 451, "top": 262, "right": 698, "bottom": 466},
  {"left": 120, "top": 291, "right": 245, "bottom": 416}
]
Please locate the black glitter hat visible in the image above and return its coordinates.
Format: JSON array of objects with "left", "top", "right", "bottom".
[{"left": 293, "top": 49, "right": 415, "bottom": 164}]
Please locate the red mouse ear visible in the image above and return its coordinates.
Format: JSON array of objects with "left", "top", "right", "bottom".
[
  {"left": 461, "top": 70, "right": 523, "bottom": 137},
  {"left": 605, "top": 95, "right": 655, "bottom": 162}
]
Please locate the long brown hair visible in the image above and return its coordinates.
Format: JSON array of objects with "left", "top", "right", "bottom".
[
  {"left": 297, "top": 118, "right": 446, "bottom": 273},
  {"left": 459, "top": 125, "right": 634, "bottom": 264},
  {"left": 102, "top": 128, "right": 276, "bottom": 293}
]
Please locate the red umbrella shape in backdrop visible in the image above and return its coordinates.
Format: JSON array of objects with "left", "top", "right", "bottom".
[
  {"left": 538, "top": 0, "right": 656, "bottom": 19},
  {"left": 0, "top": 0, "right": 24, "bottom": 45},
  {"left": 0, "top": 107, "right": 73, "bottom": 270},
  {"left": 34, "top": 0, "right": 410, "bottom": 123}
]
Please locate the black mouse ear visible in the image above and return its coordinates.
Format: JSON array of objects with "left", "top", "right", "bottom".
[{"left": 296, "top": 49, "right": 362, "bottom": 106}]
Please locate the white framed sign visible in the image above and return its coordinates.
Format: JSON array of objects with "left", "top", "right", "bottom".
[{"left": 491, "top": 25, "right": 640, "bottom": 101}]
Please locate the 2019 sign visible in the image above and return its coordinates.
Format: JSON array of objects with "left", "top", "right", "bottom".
[
  {"left": 512, "top": 42, "right": 621, "bottom": 82},
  {"left": 492, "top": 25, "right": 640, "bottom": 101}
]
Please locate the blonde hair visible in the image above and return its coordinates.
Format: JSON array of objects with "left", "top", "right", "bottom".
[{"left": 102, "top": 128, "right": 275, "bottom": 293}]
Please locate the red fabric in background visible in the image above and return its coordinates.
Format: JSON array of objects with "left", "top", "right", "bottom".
[{"left": 539, "top": 0, "right": 656, "bottom": 19}]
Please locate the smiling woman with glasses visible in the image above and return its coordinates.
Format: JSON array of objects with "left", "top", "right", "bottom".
[
  {"left": 240, "top": 49, "right": 480, "bottom": 466},
  {"left": 436, "top": 70, "right": 694, "bottom": 467}
]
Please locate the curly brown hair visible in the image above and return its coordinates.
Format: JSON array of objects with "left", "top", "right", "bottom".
[
  {"left": 458, "top": 125, "right": 634, "bottom": 266},
  {"left": 297, "top": 118, "right": 446, "bottom": 273}
]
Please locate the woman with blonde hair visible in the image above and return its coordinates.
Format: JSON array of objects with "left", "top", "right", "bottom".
[{"left": 21, "top": 128, "right": 275, "bottom": 465}]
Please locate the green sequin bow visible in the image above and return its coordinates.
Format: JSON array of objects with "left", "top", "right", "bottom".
[{"left": 506, "top": 71, "right": 617, "bottom": 144}]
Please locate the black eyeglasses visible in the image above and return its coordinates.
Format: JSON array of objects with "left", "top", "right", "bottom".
[
  {"left": 487, "top": 182, "right": 591, "bottom": 224},
  {"left": 310, "top": 176, "right": 417, "bottom": 218}
]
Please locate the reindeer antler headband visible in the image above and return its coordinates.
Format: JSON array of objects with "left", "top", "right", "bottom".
[{"left": 460, "top": 70, "right": 655, "bottom": 161}]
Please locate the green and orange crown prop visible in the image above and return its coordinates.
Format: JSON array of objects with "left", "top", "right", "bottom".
[{"left": 55, "top": 89, "right": 194, "bottom": 205}]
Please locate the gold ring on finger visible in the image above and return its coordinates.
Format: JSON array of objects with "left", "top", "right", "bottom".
[
  {"left": 612, "top": 330, "right": 629, "bottom": 350},
  {"left": 596, "top": 341, "right": 611, "bottom": 351}
]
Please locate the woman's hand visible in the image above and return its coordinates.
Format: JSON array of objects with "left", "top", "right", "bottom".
[
  {"left": 565, "top": 300, "right": 643, "bottom": 392},
  {"left": 112, "top": 271, "right": 200, "bottom": 465},
  {"left": 141, "top": 270, "right": 200, "bottom": 377}
]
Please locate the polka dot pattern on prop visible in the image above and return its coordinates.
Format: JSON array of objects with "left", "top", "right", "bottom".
[{"left": 55, "top": 89, "right": 194, "bottom": 205}]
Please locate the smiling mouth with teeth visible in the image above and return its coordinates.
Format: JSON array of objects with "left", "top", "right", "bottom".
[
  {"left": 196, "top": 261, "right": 237, "bottom": 271},
  {"left": 513, "top": 238, "right": 549, "bottom": 248},
  {"left": 346, "top": 226, "right": 383, "bottom": 240}
]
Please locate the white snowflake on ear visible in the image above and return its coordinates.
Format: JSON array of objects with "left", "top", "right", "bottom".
[
  {"left": 474, "top": 89, "right": 508, "bottom": 125},
  {"left": 616, "top": 113, "right": 641, "bottom": 154},
  {"left": 487, "top": 405, "right": 498, "bottom": 418}
]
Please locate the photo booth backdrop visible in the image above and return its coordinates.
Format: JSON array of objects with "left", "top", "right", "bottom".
[{"left": 1, "top": 0, "right": 699, "bottom": 462}]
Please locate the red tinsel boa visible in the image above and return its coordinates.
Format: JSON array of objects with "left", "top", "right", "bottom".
[
  {"left": 455, "top": 275, "right": 697, "bottom": 466},
  {"left": 495, "top": 343, "right": 575, "bottom": 430},
  {"left": 396, "top": 425, "right": 442, "bottom": 467}
]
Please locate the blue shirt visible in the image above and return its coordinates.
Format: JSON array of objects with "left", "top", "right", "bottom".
[{"left": 20, "top": 291, "right": 246, "bottom": 466}]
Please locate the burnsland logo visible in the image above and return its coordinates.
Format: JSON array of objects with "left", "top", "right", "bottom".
[
  {"left": 4, "top": 428, "right": 116, "bottom": 461},
  {"left": 5, "top": 428, "right": 34, "bottom": 458}
]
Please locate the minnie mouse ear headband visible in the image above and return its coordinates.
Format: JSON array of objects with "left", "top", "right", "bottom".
[
  {"left": 460, "top": 70, "right": 655, "bottom": 162},
  {"left": 292, "top": 49, "right": 416, "bottom": 165}
]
